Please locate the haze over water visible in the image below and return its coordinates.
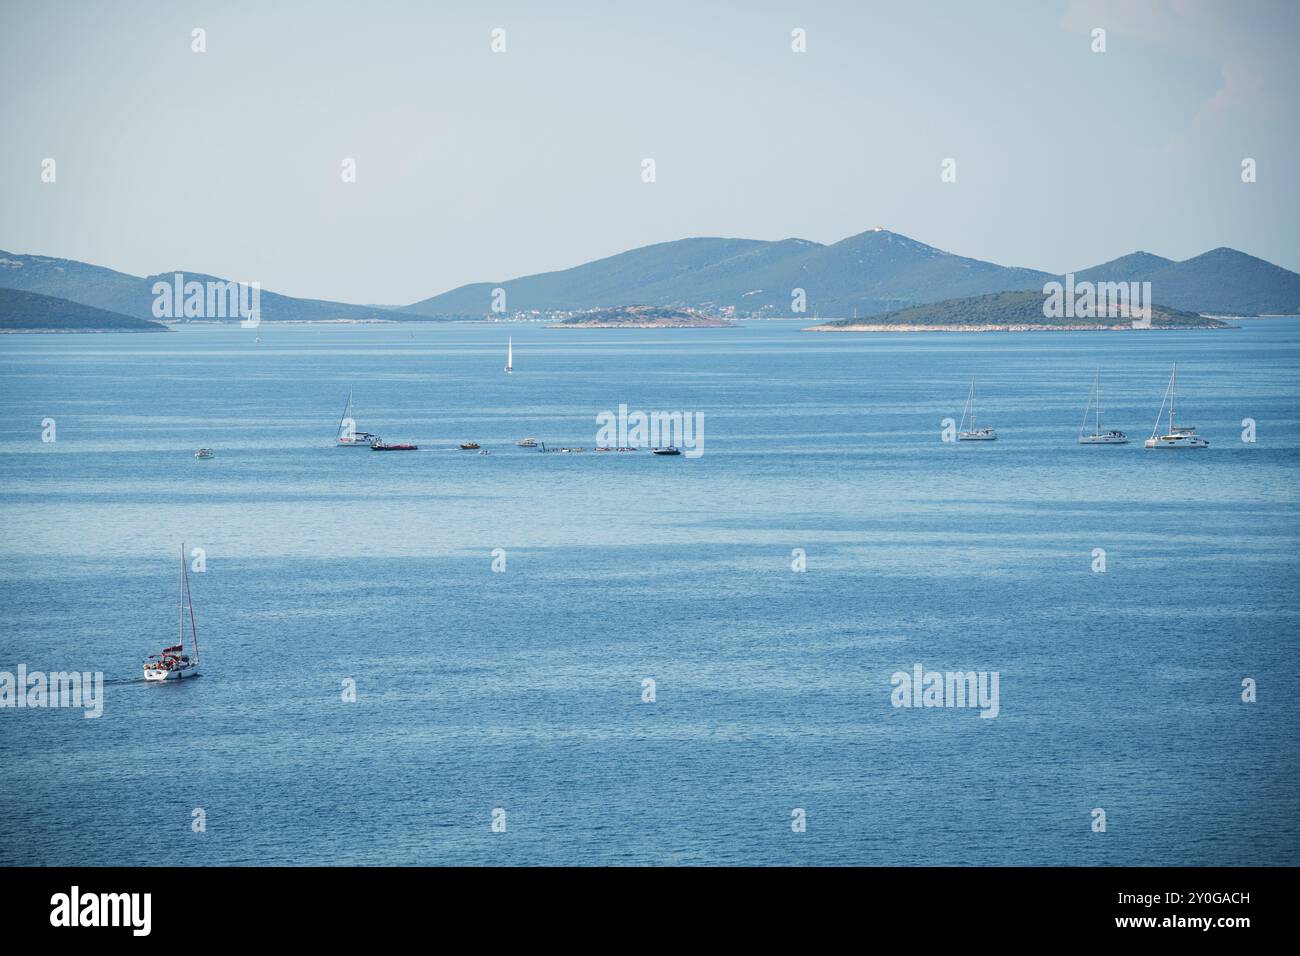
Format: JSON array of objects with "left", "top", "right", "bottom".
[{"left": 1, "top": 319, "right": 1297, "bottom": 865}]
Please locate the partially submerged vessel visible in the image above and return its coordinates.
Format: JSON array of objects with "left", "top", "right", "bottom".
[
  {"left": 1145, "top": 363, "right": 1208, "bottom": 449},
  {"left": 143, "top": 545, "right": 201, "bottom": 682},
  {"left": 1078, "top": 368, "right": 1128, "bottom": 444},
  {"left": 371, "top": 438, "right": 418, "bottom": 451}
]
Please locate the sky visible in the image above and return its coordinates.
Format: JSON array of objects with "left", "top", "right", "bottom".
[{"left": 1, "top": 0, "right": 1296, "bottom": 304}]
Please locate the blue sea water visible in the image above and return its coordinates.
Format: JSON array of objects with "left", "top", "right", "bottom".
[{"left": 0, "top": 318, "right": 1297, "bottom": 866}]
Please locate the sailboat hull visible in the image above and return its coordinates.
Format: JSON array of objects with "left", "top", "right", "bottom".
[
  {"left": 1079, "top": 435, "right": 1128, "bottom": 444},
  {"left": 144, "top": 662, "right": 199, "bottom": 681}
]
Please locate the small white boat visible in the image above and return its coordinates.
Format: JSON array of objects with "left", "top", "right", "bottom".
[
  {"left": 194, "top": 448, "right": 214, "bottom": 459},
  {"left": 516, "top": 437, "right": 538, "bottom": 447},
  {"left": 957, "top": 381, "right": 997, "bottom": 440},
  {"left": 144, "top": 544, "right": 202, "bottom": 682},
  {"left": 504, "top": 336, "right": 513, "bottom": 373},
  {"left": 1145, "top": 363, "right": 1208, "bottom": 449},
  {"left": 336, "top": 386, "right": 377, "bottom": 447},
  {"left": 1078, "top": 368, "right": 1128, "bottom": 444}
]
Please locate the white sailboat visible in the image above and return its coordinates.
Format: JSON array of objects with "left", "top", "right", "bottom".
[
  {"left": 957, "top": 380, "right": 996, "bottom": 440},
  {"left": 505, "top": 336, "right": 513, "bottom": 373},
  {"left": 1078, "top": 368, "right": 1128, "bottom": 444},
  {"left": 143, "top": 545, "right": 201, "bottom": 681},
  {"left": 336, "top": 385, "right": 376, "bottom": 447},
  {"left": 1145, "top": 363, "right": 1208, "bottom": 449}
]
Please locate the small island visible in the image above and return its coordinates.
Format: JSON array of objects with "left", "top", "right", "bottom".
[
  {"left": 549, "top": 305, "right": 733, "bottom": 328},
  {"left": 807, "top": 290, "right": 1231, "bottom": 332}
]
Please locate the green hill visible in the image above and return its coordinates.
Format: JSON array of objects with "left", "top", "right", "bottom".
[
  {"left": 404, "top": 230, "right": 1053, "bottom": 318},
  {"left": 809, "top": 290, "right": 1230, "bottom": 331},
  {"left": 403, "top": 229, "right": 1299, "bottom": 319},
  {"left": 0, "top": 251, "right": 409, "bottom": 323},
  {"left": 0, "top": 288, "right": 168, "bottom": 332},
  {"left": 1074, "top": 248, "right": 1300, "bottom": 315}
]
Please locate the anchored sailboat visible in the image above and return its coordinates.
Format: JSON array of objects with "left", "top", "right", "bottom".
[
  {"left": 1145, "top": 363, "right": 1208, "bottom": 449},
  {"left": 143, "top": 545, "right": 201, "bottom": 682},
  {"left": 957, "top": 380, "right": 996, "bottom": 440},
  {"left": 336, "top": 386, "right": 376, "bottom": 447},
  {"left": 505, "top": 336, "right": 513, "bottom": 373},
  {"left": 1078, "top": 368, "right": 1128, "bottom": 444}
]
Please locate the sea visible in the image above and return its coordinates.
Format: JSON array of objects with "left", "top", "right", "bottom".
[{"left": 1, "top": 318, "right": 1297, "bottom": 866}]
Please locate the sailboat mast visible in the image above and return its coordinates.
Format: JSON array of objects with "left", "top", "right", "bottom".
[
  {"left": 178, "top": 543, "right": 184, "bottom": 646},
  {"left": 1095, "top": 369, "right": 1101, "bottom": 434},
  {"left": 338, "top": 386, "right": 353, "bottom": 439},
  {"left": 185, "top": 556, "right": 199, "bottom": 661},
  {"left": 1079, "top": 374, "right": 1091, "bottom": 439},
  {"left": 1170, "top": 363, "right": 1177, "bottom": 432}
]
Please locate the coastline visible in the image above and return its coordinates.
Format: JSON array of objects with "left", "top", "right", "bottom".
[
  {"left": 548, "top": 321, "right": 734, "bottom": 329},
  {"left": 0, "top": 326, "right": 169, "bottom": 334},
  {"left": 805, "top": 323, "right": 1232, "bottom": 332}
]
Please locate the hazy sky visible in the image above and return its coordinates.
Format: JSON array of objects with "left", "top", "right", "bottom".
[{"left": 1, "top": 0, "right": 1296, "bottom": 303}]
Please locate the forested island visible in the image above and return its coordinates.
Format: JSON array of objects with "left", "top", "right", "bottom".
[{"left": 808, "top": 290, "right": 1231, "bottom": 332}]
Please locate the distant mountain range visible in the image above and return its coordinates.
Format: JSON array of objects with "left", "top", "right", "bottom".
[
  {"left": 405, "top": 229, "right": 1300, "bottom": 319},
  {"left": 0, "top": 251, "right": 403, "bottom": 323},
  {"left": 0, "top": 288, "right": 167, "bottom": 332},
  {"left": 2, "top": 231, "right": 1297, "bottom": 329},
  {"left": 810, "top": 290, "right": 1230, "bottom": 332},
  {"left": 1072, "top": 248, "right": 1300, "bottom": 315}
]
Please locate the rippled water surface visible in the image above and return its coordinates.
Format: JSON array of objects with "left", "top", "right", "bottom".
[{"left": 1, "top": 319, "right": 1297, "bottom": 865}]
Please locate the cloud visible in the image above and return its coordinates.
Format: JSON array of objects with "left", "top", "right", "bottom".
[{"left": 1061, "top": 0, "right": 1296, "bottom": 121}]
